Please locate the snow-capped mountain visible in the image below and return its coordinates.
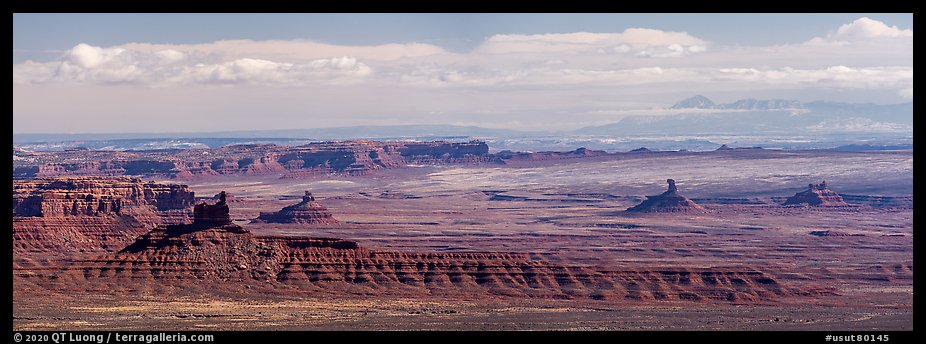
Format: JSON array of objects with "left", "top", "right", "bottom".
[{"left": 670, "top": 95, "right": 716, "bottom": 109}]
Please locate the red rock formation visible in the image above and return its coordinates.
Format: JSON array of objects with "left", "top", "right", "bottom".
[
  {"left": 627, "top": 179, "right": 706, "bottom": 213},
  {"left": 193, "top": 191, "right": 232, "bottom": 226},
  {"left": 398, "top": 140, "right": 491, "bottom": 165},
  {"left": 255, "top": 191, "right": 339, "bottom": 225},
  {"left": 32, "top": 226, "right": 799, "bottom": 301},
  {"left": 16, "top": 191, "right": 820, "bottom": 301},
  {"left": 496, "top": 147, "right": 609, "bottom": 162},
  {"left": 209, "top": 159, "right": 239, "bottom": 174},
  {"left": 783, "top": 181, "right": 849, "bottom": 207},
  {"left": 13, "top": 177, "right": 195, "bottom": 256},
  {"left": 238, "top": 154, "right": 287, "bottom": 175},
  {"left": 13, "top": 177, "right": 194, "bottom": 217},
  {"left": 209, "top": 191, "right": 237, "bottom": 202},
  {"left": 13, "top": 140, "right": 494, "bottom": 179}
]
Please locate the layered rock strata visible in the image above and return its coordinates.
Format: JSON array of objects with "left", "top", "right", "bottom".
[
  {"left": 13, "top": 177, "right": 195, "bottom": 255},
  {"left": 29, "top": 227, "right": 808, "bottom": 301},
  {"left": 14, "top": 140, "right": 493, "bottom": 179}
]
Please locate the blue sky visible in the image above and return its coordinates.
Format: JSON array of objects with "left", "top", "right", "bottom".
[
  {"left": 13, "top": 13, "right": 913, "bottom": 61},
  {"left": 12, "top": 14, "right": 913, "bottom": 133}
]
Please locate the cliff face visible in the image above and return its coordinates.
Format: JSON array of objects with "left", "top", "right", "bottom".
[
  {"left": 398, "top": 141, "right": 491, "bottom": 165},
  {"left": 31, "top": 226, "right": 801, "bottom": 301},
  {"left": 13, "top": 177, "right": 195, "bottom": 256},
  {"left": 496, "top": 147, "right": 610, "bottom": 161},
  {"left": 13, "top": 177, "right": 194, "bottom": 217},
  {"left": 13, "top": 140, "right": 494, "bottom": 179}
]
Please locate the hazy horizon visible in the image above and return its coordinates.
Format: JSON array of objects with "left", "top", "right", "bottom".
[{"left": 13, "top": 13, "right": 913, "bottom": 133}]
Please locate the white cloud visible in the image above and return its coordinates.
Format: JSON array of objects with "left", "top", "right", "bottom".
[
  {"left": 393, "top": 63, "right": 911, "bottom": 93},
  {"left": 119, "top": 39, "right": 450, "bottom": 62},
  {"left": 831, "top": 17, "right": 913, "bottom": 40},
  {"left": 15, "top": 39, "right": 910, "bottom": 98},
  {"left": 804, "top": 17, "right": 913, "bottom": 46},
  {"left": 807, "top": 117, "right": 912, "bottom": 133},
  {"left": 476, "top": 29, "right": 707, "bottom": 56},
  {"left": 14, "top": 44, "right": 373, "bottom": 86},
  {"left": 635, "top": 43, "right": 707, "bottom": 58},
  {"left": 12, "top": 18, "right": 913, "bottom": 132}
]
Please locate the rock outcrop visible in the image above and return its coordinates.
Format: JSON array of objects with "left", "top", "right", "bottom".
[
  {"left": 13, "top": 140, "right": 495, "bottom": 179},
  {"left": 12, "top": 177, "right": 195, "bottom": 255},
  {"left": 627, "top": 179, "right": 706, "bottom": 213},
  {"left": 193, "top": 191, "right": 232, "bottom": 226},
  {"left": 493, "top": 147, "right": 608, "bottom": 162},
  {"left": 16, "top": 188, "right": 823, "bottom": 302},
  {"left": 13, "top": 177, "right": 194, "bottom": 217},
  {"left": 255, "top": 191, "right": 339, "bottom": 225},
  {"left": 782, "top": 181, "right": 849, "bottom": 207},
  {"left": 209, "top": 191, "right": 237, "bottom": 202},
  {"left": 31, "top": 226, "right": 800, "bottom": 301}
]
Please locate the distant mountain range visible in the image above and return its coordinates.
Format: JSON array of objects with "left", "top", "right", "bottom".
[
  {"left": 13, "top": 96, "right": 912, "bottom": 152},
  {"left": 12, "top": 125, "right": 535, "bottom": 144},
  {"left": 577, "top": 95, "right": 912, "bottom": 136},
  {"left": 671, "top": 95, "right": 802, "bottom": 110}
]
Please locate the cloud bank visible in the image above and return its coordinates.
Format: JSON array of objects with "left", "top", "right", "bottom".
[
  {"left": 14, "top": 43, "right": 373, "bottom": 86},
  {"left": 13, "top": 17, "right": 913, "bottom": 132}
]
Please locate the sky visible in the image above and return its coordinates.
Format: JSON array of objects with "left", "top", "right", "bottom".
[{"left": 12, "top": 13, "right": 914, "bottom": 134}]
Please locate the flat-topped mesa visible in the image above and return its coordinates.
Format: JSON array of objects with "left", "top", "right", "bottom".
[
  {"left": 14, "top": 140, "right": 496, "bottom": 179},
  {"left": 782, "top": 181, "right": 849, "bottom": 207},
  {"left": 255, "top": 191, "right": 339, "bottom": 225},
  {"left": 13, "top": 177, "right": 194, "bottom": 217},
  {"left": 12, "top": 177, "right": 195, "bottom": 255},
  {"left": 627, "top": 179, "right": 706, "bottom": 213}
]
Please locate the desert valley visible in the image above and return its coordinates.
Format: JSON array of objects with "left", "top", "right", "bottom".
[{"left": 12, "top": 141, "right": 912, "bottom": 330}]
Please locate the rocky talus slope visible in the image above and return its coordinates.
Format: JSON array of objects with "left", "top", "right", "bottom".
[{"left": 627, "top": 179, "right": 706, "bottom": 213}]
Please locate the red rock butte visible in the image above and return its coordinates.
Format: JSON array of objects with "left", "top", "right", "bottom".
[
  {"left": 255, "top": 191, "right": 339, "bottom": 225},
  {"left": 626, "top": 179, "right": 706, "bottom": 213},
  {"left": 782, "top": 181, "right": 849, "bottom": 207},
  {"left": 193, "top": 191, "right": 232, "bottom": 225}
]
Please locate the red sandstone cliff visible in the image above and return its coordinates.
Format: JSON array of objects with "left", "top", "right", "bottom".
[
  {"left": 30, "top": 226, "right": 806, "bottom": 301},
  {"left": 13, "top": 177, "right": 195, "bottom": 256},
  {"left": 13, "top": 140, "right": 493, "bottom": 179}
]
